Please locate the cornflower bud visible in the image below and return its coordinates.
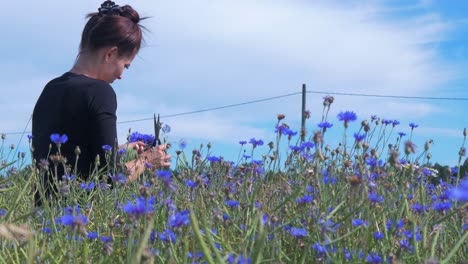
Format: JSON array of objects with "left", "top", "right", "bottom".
[
  {"left": 424, "top": 140, "right": 433, "bottom": 151},
  {"left": 95, "top": 155, "right": 100, "bottom": 167},
  {"left": 363, "top": 142, "right": 369, "bottom": 151},
  {"left": 349, "top": 175, "right": 361, "bottom": 186},
  {"left": 176, "top": 150, "right": 182, "bottom": 156},
  {"left": 1, "top": 133, "right": 5, "bottom": 140},
  {"left": 10, "top": 144, "right": 14, "bottom": 150},
  {"left": 304, "top": 110, "right": 311, "bottom": 119},
  {"left": 74, "top": 146, "right": 81, "bottom": 156},
  {"left": 313, "top": 131, "right": 322, "bottom": 145},
  {"left": 361, "top": 120, "right": 368, "bottom": 127},
  {"left": 269, "top": 155, "right": 276, "bottom": 161},
  {"left": 404, "top": 140, "right": 417, "bottom": 155},
  {"left": 277, "top": 114, "right": 285, "bottom": 121},
  {"left": 38, "top": 159, "right": 49, "bottom": 171},
  {"left": 268, "top": 141, "right": 274, "bottom": 149},
  {"left": 21, "top": 152, "right": 26, "bottom": 159},
  {"left": 364, "top": 124, "right": 371, "bottom": 133},
  {"left": 426, "top": 153, "right": 432, "bottom": 160},
  {"left": 139, "top": 185, "right": 151, "bottom": 198},
  {"left": 49, "top": 154, "right": 66, "bottom": 166},
  {"left": 459, "top": 147, "right": 466, "bottom": 157},
  {"left": 464, "top": 128, "right": 467, "bottom": 137}
]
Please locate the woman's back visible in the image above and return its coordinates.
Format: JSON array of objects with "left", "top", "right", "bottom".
[{"left": 32, "top": 72, "right": 118, "bottom": 178}]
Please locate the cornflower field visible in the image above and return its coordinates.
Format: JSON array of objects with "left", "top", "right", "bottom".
[{"left": 1, "top": 98, "right": 467, "bottom": 264}]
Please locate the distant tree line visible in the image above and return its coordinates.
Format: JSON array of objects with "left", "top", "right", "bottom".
[{"left": 432, "top": 158, "right": 468, "bottom": 183}]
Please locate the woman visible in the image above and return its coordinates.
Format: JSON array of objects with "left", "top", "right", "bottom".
[{"left": 32, "top": 1, "right": 170, "bottom": 205}]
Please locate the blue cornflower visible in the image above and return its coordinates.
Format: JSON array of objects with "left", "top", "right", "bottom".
[
  {"left": 409, "top": 123, "right": 419, "bottom": 129},
  {"left": 227, "top": 254, "right": 251, "bottom": 264},
  {"left": 185, "top": 179, "right": 197, "bottom": 188},
  {"left": 392, "top": 120, "right": 400, "bottom": 127},
  {"left": 122, "top": 196, "right": 156, "bottom": 217},
  {"left": 156, "top": 170, "right": 172, "bottom": 178},
  {"left": 368, "top": 192, "right": 384, "bottom": 203},
  {"left": 432, "top": 201, "right": 452, "bottom": 211},
  {"left": 365, "top": 252, "right": 382, "bottom": 263},
  {"left": 353, "top": 133, "right": 366, "bottom": 142},
  {"left": 102, "top": 145, "right": 112, "bottom": 151},
  {"left": 398, "top": 132, "right": 406, "bottom": 137},
  {"left": 100, "top": 236, "right": 112, "bottom": 243},
  {"left": 27, "top": 134, "right": 34, "bottom": 140},
  {"left": 50, "top": 133, "right": 68, "bottom": 144},
  {"left": 79, "top": 182, "right": 95, "bottom": 191},
  {"left": 382, "top": 119, "right": 392, "bottom": 125},
  {"left": 410, "top": 204, "right": 426, "bottom": 214},
  {"left": 337, "top": 111, "right": 357, "bottom": 124},
  {"left": 448, "top": 178, "right": 468, "bottom": 202},
  {"left": 373, "top": 232, "right": 384, "bottom": 239},
  {"left": 159, "top": 229, "right": 177, "bottom": 243},
  {"left": 168, "top": 210, "right": 190, "bottom": 228},
  {"left": 249, "top": 138, "right": 264, "bottom": 147},
  {"left": 289, "top": 145, "right": 301, "bottom": 152},
  {"left": 300, "top": 141, "right": 315, "bottom": 150},
  {"left": 225, "top": 200, "right": 240, "bottom": 208},
  {"left": 451, "top": 167, "right": 458, "bottom": 175},
  {"left": 253, "top": 167, "right": 265, "bottom": 175},
  {"left": 58, "top": 214, "right": 88, "bottom": 228},
  {"left": 396, "top": 219, "right": 405, "bottom": 229},
  {"left": 87, "top": 232, "right": 98, "bottom": 239},
  {"left": 128, "top": 132, "right": 155, "bottom": 145},
  {"left": 296, "top": 195, "right": 313, "bottom": 204},
  {"left": 344, "top": 248, "right": 351, "bottom": 261},
  {"left": 352, "top": 219, "right": 367, "bottom": 227},
  {"left": 386, "top": 219, "right": 393, "bottom": 230},
  {"left": 290, "top": 227, "right": 307, "bottom": 238},
  {"left": 0, "top": 209, "right": 6, "bottom": 217},
  {"left": 399, "top": 239, "right": 410, "bottom": 249},
  {"left": 206, "top": 156, "right": 221, "bottom": 162},
  {"left": 239, "top": 140, "right": 247, "bottom": 145},
  {"left": 110, "top": 173, "right": 127, "bottom": 184},
  {"left": 250, "top": 159, "right": 262, "bottom": 165},
  {"left": 312, "top": 242, "right": 326, "bottom": 253},
  {"left": 178, "top": 138, "right": 188, "bottom": 149},
  {"left": 117, "top": 148, "right": 127, "bottom": 156},
  {"left": 276, "top": 125, "right": 298, "bottom": 136},
  {"left": 366, "top": 158, "right": 377, "bottom": 167},
  {"left": 255, "top": 201, "right": 263, "bottom": 208},
  {"left": 161, "top": 124, "right": 171, "bottom": 133},
  {"left": 318, "top": 122, "right": 333, "bottom": 129}
]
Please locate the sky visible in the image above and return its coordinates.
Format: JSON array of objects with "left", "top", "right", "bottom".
[{"left": 0, "top": 0, "right": 467, "bottom": 167}]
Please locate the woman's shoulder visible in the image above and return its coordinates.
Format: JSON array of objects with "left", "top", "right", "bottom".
[{"left": 46, "top": 72, "right": 114, "bottom": 93}]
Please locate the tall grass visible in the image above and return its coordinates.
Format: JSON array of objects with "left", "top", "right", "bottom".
[{"left": 0, "top": 99, "right": 467, "bottom": 263}]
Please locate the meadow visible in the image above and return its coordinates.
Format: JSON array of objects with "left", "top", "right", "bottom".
[{"left": 0, "top": 97, "right": 467, "bottom": 264}]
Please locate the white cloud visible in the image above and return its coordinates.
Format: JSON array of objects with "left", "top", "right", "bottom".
[{"left": 0, "top": 0, "right": 465, "bottom": 165}]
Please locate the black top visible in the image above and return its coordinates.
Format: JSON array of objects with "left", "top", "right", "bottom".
[{"left": 32, "top": 72, "right": 118, "bottom": 179}]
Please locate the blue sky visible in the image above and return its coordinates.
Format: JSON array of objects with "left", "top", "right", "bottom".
[{"left": 0, "top": 0, "right": 467, "bottom": 166}]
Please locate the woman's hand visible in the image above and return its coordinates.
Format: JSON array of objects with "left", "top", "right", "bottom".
[
  {"left": 125, "top": 144, "right": 172, "bottom": 181},
  {"left": 119, "top": 141, "right": 146, "bottom": 154},
  {"left": 140, "top": 144, "right": 172, "bottom": 168}
]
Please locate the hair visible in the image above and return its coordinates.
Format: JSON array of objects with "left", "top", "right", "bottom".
[{"left": 79, "top": 5, "right": 147, "bottom": 57}]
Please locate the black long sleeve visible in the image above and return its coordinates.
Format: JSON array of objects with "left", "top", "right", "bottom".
[{"left": 32, "top": 72, "right": 118, "bottom": 179}]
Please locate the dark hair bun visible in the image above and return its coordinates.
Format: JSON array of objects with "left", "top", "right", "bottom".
[{"left": 120, "top": 5, "right": 140, "bottom": 24}]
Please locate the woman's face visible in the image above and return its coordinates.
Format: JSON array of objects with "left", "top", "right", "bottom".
[{"left": 104, "top": 48, "right": 137, "bottom": 83}]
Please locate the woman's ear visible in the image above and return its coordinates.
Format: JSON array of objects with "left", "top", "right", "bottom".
[{"left": 103, "top": 46, "right": 119, "bottom": 63}]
